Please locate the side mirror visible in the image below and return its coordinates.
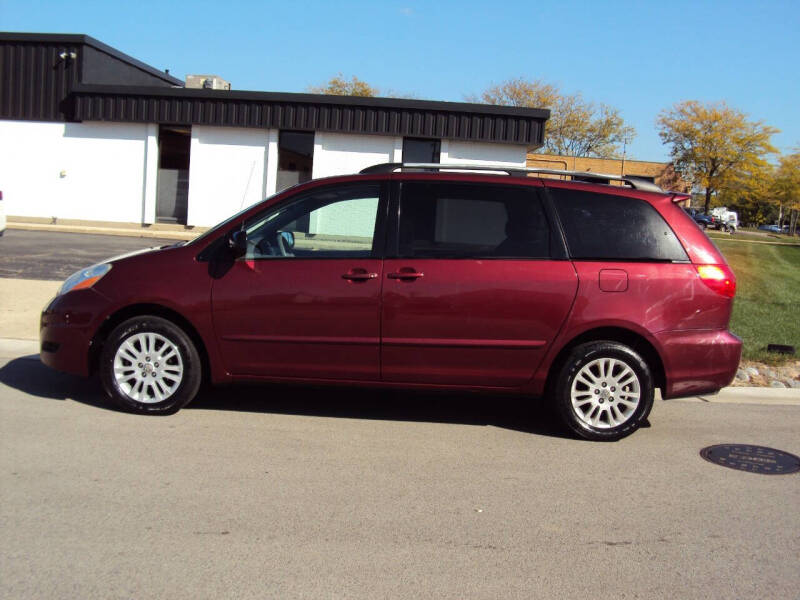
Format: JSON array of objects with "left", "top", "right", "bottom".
[
  {"left": 279, "top": 231, "right": 295, "bottom": 250},
  {"left": 227, "top": 230, "right": 247, "bottom": 258}
]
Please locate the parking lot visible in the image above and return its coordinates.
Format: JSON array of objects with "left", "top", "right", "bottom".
[
  {"left": 1, "top": 348, "right": 799, "bottom": 599},
  {"left": 0, "top": 229, "right": 176, "bottom": 280}
]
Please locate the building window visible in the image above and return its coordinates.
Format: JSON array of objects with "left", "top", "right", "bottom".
[
  {"left": 572, "top": 175, "right": 611, "bottom": 185},
  {"left": 277, "top": 131, "right": 314, "bottom": 192},
  {"left": 627, "top": 174, "right": 656, "bottom": 183},
  {"left": 403, "top": 138, "right": 440, "bottom": 163},
  {"left": 156, "top": 126, "right": 191, "bottom": 224}
]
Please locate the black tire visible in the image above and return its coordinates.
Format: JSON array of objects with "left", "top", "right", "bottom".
[
  {"left": 99, "top": 316, "right": 202, "bottom": 414},
  {"left": 553, "top": 341, "right": 654, "bottom": 441}
]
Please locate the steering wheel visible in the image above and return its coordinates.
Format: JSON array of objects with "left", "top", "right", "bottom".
[
  {"left": 277, "top": 231, "right": 295, "bottom": 257},
  {"left": 254, "top": 231, "right": 292, "bottom": 257}
]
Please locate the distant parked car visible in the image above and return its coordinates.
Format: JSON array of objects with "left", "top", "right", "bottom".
[
  {"left": 758, "top": 224, "right": 782, "bottom": 233},
  {"left": 683, "top": 207, "right": 715, "bottom": 229},
  {"left": 709, "top": 207, "right": 738, "bottom": 233}
]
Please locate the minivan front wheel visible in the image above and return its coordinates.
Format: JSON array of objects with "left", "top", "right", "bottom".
[
  {"left": 554, "top": 341, "right": 654, "bottom": 441},
  {"left": 100, "top": 316, "right": 202, "bottom": 414}
]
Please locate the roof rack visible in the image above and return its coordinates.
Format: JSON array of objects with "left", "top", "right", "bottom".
[{"left": 359, "top": 162, "right": 664, "bottom": 193}]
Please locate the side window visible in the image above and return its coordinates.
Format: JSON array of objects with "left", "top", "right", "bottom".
[
  {"left": 244, "top": 184, "right": 381, "bottom": 259},
  {"left": 550, "top": 187, "right": 688, "bottom": 261},
  {"left": 398, "top": 182, "right": 551, "bottom": 259}
]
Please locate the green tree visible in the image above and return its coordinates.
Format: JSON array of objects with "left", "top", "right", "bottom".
[
  {"left": 472, "top": 78, "right": 635, "bottom": 158},
  {"left": 308, "top": 74, "right": 379, "bottom": 97},
  {"left": 657, "top": 101, "right": 778, "bottom": 214}
]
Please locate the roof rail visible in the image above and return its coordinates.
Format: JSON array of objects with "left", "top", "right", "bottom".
[{"left": 359, "top": 162, "right": 664, "bottom": 193}]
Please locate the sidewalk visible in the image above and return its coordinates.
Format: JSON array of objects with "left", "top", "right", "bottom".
[{"left": 0, "top": 278, "right": 61, "bottom": 340}]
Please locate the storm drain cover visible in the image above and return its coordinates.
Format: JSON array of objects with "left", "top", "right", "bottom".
[{"left": 700, "top": 444, "right": 800, "bottom": 475}]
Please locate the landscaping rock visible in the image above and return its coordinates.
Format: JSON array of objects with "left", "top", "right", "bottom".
[{"left": 731, "top": 359, "right": 800, "bottom": 389}]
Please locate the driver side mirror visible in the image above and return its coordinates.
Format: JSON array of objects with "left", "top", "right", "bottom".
[
  {"left": 279, "top": 231, "right": 295, "bottom": 250},
  {"left": 227, "top": 230, "right": 247, "bottom": 258}
]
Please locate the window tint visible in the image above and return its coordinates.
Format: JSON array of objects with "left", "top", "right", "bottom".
[
  {"left": 550, "top": 188, "right": 688, "bottom": 261},
  {"left": 244, "top": 184, "right": 380, "bottom": 259},
  {"left": 398, "top": 182, "right": 551, "bottom": 258}
]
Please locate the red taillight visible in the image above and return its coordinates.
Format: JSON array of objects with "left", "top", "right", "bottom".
[{"left": 696, "top": 264, "right": 736, "bottom": 298}]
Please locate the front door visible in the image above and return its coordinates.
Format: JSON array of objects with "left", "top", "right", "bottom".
[
  {"left": 381, "top": 180, "right": 578, "bottom": 387},
  {"left": 211, "top": 182, "right": 386, "bottom": 380}
]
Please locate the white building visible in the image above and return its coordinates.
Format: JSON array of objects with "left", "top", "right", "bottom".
[{"left": 0, "top": 33, "right": 549, "bottom": 229}]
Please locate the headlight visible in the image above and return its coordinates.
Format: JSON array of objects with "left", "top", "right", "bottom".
[{"left": 60, "top": 263, "right": 112, "bottom": 295}]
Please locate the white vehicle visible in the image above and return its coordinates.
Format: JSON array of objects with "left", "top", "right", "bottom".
[
  {"left": 0, "top": 191, "right": 6, "bottom": 236},
  {"left": 710, "top": 206, "right": 738, "bottom": 233}
]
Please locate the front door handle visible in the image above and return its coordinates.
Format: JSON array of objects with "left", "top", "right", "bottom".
[
  {"left": 387, "top": 270, "right": 424, "bottom": 281},
  {"left": 342, "top": 270, "right": 378, "bottom": 282}
]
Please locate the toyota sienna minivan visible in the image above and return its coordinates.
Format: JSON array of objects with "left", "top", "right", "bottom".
[{"left": 40, "top": 163, "right": 741, "bottom": 440}]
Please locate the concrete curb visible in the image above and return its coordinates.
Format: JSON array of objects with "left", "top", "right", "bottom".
[
  {"left": 695, "top": 387, "right": 800, "bottom": 406},
  {"left": 8, "top": 222, "right": 199, "bottom": 241}
]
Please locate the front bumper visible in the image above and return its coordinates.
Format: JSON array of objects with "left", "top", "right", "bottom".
[
  {"left": 39, "top": 289, "right": 110, "bottom": 377},
  {"left": 656, "top": 329, "right": 742, "bottom": 398}
]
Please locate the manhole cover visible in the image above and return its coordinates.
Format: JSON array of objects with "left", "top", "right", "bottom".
[{"left": 700, "top": 444, "right": 800, "bottom": 475}]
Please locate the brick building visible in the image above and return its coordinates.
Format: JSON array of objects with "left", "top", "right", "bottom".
[{"left": 527, "top": 153, "right": 689, "bottom": 196}]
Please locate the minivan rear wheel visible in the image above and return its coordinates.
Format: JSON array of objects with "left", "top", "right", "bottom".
[
  {"left": 100, "top": 316, "right": 202, "bottom": 414},
  {"left": 554, "top": 341, "right": 654, "bottom": 441}
]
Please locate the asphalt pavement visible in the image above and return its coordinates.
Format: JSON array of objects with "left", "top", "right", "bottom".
[
  {"left": 1, "top": 350, "right": 799, "bottom": 599},
  {"left": 0, "top": 229, "right": 176, "bottom": 280}
]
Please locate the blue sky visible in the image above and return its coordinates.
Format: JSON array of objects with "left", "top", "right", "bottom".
[{"left": 2, "top": 0, "right": 798, "bottom": 161}]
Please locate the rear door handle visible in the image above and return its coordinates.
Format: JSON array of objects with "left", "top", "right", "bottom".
[
  {"left": 387, "top": 270, "right": 424, "bottom": 280},
  {"left": 342, "top": 271, "right": 378, "bottom": 282}
]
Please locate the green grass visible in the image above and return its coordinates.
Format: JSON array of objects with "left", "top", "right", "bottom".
[
  {"left": 712, "top": 238, "right": 800, "bottom": 364},
  {"left": 707, "top": 230, "right": 800, "bottom": 245}
]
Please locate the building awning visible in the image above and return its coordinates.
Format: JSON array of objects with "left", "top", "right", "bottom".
[{"left": 69, "top": 85, "right": 549, "bottom": 146}]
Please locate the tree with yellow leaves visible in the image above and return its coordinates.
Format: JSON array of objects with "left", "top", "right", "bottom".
[
  {"left": 716, "top": 162, "right": 775, "bottom": 225},
  {"left": 472, "top": 78, "right": 636, "bottom": 158},
  {"left": 307, "top": 74, "right": 379, "bottom": 97},
  {"left": 771, "top": 152, "right": 800, "bottom": 235},
  {"left": 657, "top": 101, "right": 778, "bottom": 214}
]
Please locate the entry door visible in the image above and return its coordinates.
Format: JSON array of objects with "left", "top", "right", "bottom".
[
  {"left": 381, "top": 181, "right": 578, "bottom": 387},
  {"left": 211, "top": 183, "right": 386, "bottom": 380},
  {"left": 156, "top": 126, "right": 190, "bottom": 224}
]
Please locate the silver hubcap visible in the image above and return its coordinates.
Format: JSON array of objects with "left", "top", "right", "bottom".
[
  {"left": 113, "top": 333, "right": 183, "bottom": 404},
  {"left": 570, "top": 357, "right": 640, "bottom": 429}
]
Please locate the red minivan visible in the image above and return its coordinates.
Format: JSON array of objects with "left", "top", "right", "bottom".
[{"left": 40, "top": 163, "right": 741, "bottom": 440}]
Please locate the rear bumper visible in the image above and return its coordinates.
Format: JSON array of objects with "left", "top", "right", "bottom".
[
  {"left": 656, "top": 329, "right": 742, "bottom": 398},
  {"left": 39, "top": 289, "right": 110, "bottom": 377}
]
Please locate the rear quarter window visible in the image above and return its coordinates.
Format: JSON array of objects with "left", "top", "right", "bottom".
[{"left": 549, "top": 187, "right": 688, "bottom": 262}]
